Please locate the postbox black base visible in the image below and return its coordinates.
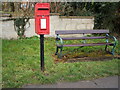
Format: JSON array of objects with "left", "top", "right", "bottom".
[{"left": 40, "top": 35, "right": 44, "bottom": 71}]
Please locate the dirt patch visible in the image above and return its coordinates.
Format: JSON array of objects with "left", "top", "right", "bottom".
[
  {"left": 64, "top": 56, "right": 115, "bottom": 63},
  {"left": 54, "top": 50, "right": 120, "bottom": 63}
]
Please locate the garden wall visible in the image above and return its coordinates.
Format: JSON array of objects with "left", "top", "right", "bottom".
[{"left": 1, "top": 16, "right": 94, "bottom": 39}]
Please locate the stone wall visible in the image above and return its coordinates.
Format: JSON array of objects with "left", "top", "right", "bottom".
[{"left": 1, "top": 16, "right": 94, "bottom": 39}]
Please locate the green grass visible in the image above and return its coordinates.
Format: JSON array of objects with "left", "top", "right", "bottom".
[
  {"left": 2, "top": 36, "right": 119, "bottom": 88},
  {"left": 0, "top": 38, "right": 2, "bottom": 88}
]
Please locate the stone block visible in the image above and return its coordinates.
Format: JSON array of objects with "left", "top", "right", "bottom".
[
  {"left": 0, "top": 21, "right": 2, "bottom": 38},
  {"left": 2, "top": 20, "right": 18, "bottom": 39},
  {"left": 81, "top": 19, "right": 93, "bottom": 24},
  {"left": 76, "top": 24, "right": 87, "bottom": 30},
  {"left": 25, "top": 19, "right": 36, "bottom": 37},
  {"left": 86, "top": 24, "right": 94, "bottom": 29},
  {"left": 66, "top": 23, "right": 76, "bottom": 30}
]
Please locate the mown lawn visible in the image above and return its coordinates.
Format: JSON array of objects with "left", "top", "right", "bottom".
[{"left": 2, "top": 36, "right": 119, "bottom": 88}]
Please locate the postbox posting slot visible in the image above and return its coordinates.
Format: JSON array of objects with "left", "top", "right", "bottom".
[{"left": 38, "top": 8, "right": 49, "bottom": 10}]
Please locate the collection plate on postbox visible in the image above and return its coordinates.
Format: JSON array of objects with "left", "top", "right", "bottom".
[{"left": 35, "top": 3, "right": 50, "bottom": 35}]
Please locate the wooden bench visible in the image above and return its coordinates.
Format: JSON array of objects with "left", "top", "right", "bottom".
[{"left": 55, "top": 30, "right": 117, "bottom": 58}]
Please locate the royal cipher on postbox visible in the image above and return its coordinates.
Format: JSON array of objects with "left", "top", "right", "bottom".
[{"left": 35, "top": 3, "right": 50, "bottom": 35}]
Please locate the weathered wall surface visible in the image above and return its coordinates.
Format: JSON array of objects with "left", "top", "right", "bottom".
[{"left": 1, "top": 16, "right": 94, "bottom": 39}]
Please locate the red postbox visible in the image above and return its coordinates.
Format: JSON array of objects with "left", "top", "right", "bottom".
[{"left": 35, "top": 3, "right": 50, "bottom": 35}]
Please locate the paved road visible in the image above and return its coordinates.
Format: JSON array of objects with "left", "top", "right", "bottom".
[{"left": 23, "top": 76, "right": 119, "bottom": 88}]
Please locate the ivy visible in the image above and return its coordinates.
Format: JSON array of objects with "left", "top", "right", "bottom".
[{"left": 14, "top": 17, "right": 30, "bottom": 39}]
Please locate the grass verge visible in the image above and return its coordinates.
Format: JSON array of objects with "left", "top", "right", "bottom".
[{"left": 2, "top": 37, "right": 119, "bottom": 88}]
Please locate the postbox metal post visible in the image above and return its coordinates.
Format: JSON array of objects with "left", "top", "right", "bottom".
[{"left": 40, "top": 35, "right": 44, "bottom": 71}]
